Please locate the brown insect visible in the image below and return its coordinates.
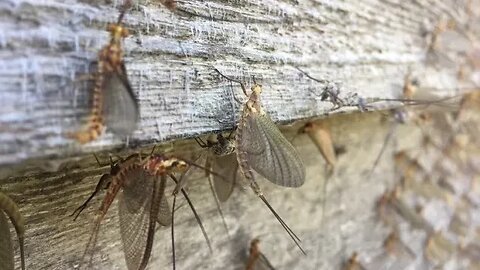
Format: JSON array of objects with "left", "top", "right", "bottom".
[
  {"left": 0, "top": 191, "right": 25, "bottom": 270},
  {"left": 68, "top": 2, "right": 139, "bottom": 144},
  {"left": 79, "top": 152, "right": 215, "bottom": 270},
  {"left": 194, "top": 133, "right": 239, "bottom": 202},
  {"left": 376, "top": 188, "right": 434, "bottom": 233},
  {"left": 192, "top": 133, "right": 242, "bottom": 236},
  {"left": 215, "top": 69, "right": 306, "bottom": 254},
  {"left": 245, "top": 239, "right": 275, "bottom": 270},
  {"left": 342, "top": 252, "right": 366, "bottom": 270}
]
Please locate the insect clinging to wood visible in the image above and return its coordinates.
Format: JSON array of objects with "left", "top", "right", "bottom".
[
  {"left": 0, "top": 191, "right": 26, "bottom": 270},
  {"left": 67, "top": 1, "right": 139, "bottom": 144},
  {"left": 194, "top": 133, "right": 240, "bottom": 203},
  {"left": 215, "top": 68, "right": 306, "bottom": 254},
  {"left": 78, "top": 150, "right": 219, "bottom": 270}
]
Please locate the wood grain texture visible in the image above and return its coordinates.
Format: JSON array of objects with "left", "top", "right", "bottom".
[{"left": 0, "top": 0, "right": 470, "bottom": 166}]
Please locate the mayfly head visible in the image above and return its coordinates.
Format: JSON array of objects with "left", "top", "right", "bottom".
[
  {"left": 144, "top": 155, "right": 189, "bottom": 176},
  {"left": 251, "top": 84, "right": 262, "bottom": 96},
  {"left": 107, "top": 23, "right": 129, "bottom": 43},
  {"left": 212, "top": 134, "right": 236, "bottom": 156}
]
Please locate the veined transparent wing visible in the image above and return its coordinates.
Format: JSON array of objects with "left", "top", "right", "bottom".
[
  {"left": 239, "top": 113, "right": 305, "bottom": 187},
  {"left": 103, "top": 64, "right": 139, "bottom": 136},
  {"left": 157, "top": 194, "right": 171, "bottom": 226},
  {"left": 210, "top": 152, "right": 239, "bottom": 202},
  {"left": 0, "top": 211, "right": 14, "bottom": 270},
  {"left": 118, "top": 169, "right": 164, "bottom": 270}
]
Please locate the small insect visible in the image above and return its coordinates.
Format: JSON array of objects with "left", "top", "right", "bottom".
[
  {"left": 215, "top": 69, "right": 306, "bottom": 254},
  {"left": 376, "top": 189, "right": 433, "bottom": 233},
  {"left": 68, "top": 1, "right": 139, "bottom": 144},
  {"left": 295, "top": 67, "right": 345, "bottom": 109},
  {"left": 245, "top": 239, "right": 275, "bottom": 270},
  {"left": 194, "top": 133, "right": 239, "bottom": 202},
  {"left": 342, "top": 252, "right": 366, "bottom": 270},
  {"left": 80, "top": 152, "right": 214, "bottom": 270},
  {"left": 365, "top": 231, "right": 416, "bottom": 269},
  {"left": 0, "top": 191, "right": 25, "bottom": 270},
  {"left": 383, "top": 231, "right": 415, "bottom": 259}
]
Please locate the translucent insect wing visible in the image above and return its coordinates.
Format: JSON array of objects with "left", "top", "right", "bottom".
[
  {"left": 0, "top": 211, "right": 14, "bottom": 270},
  {"left": 157, "top": 194, "right": 172, "bottom": 226},
  {"left": 239, "top": 113, "right": 305, "bottom": 187},
  {"left": 210, "top": 152, "right": 239, "bottom": 202},
  {"left": 118, "top": 169, "right": 162, "bottom": 270},
  {"left": 103, "top": 67, "right": 139, "bottom": 136}
]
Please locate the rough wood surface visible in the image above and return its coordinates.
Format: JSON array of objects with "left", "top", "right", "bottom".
[{"left": 0, "top": 0, "right": 471, "bottom": 166}]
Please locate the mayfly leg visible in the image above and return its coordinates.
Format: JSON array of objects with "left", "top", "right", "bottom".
[
  {"left": 171, "top": 195, "right": 177, "bottom": 270},
  {"left": 366, "top": 120, "right": 399, "bottom": 180},
  {"left": 169, "top": 174, "right": 213, "bottom": 253},
  {"left": 207, "top": 175, "right": 230, "bottom": 236},
  {"left": 71, "top": 173, "right": 111, "bottom": 221}
]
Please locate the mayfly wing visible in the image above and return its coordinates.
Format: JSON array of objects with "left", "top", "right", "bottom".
[
  {"left": 0, "top": 211, "right": 14, "bottom": 270},
  {"left": 240, "top": 113, "right": 305, "bottom": 187},
  {"left": 0, "top": 192, "right": 25, "bottom": 270},
  {"left": 118, "top": 168, "right": 165, "bottom": 270},
  {"left": 210, "top": 152, "right": 239, "bottom": 202},
  {"left": 157, "top": 192, "right": 172, "bottom": 226},
  {"left": 103, "top": 64, "right": 139, "bottom": 136}
]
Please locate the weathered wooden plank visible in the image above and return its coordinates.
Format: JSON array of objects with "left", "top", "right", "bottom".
[{"left": 0, "top": 0, "right": 470, "bottom": 166}]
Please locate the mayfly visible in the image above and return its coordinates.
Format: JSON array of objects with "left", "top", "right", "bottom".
[
  {"left": 194, "top": 133, "right": 239, "bottom": 202},
  {"left": 364, "top": 231, "right": 415, "bottom": 269},
  {"left": 0, "top": 191, "right": 25, "bottom": 270},
  {"left": 376, "top": 188, "right": 434, "bottom": 233},
  {"left": 215, "top": 69, "right": 306, "bottom": 254},
  {"left": 68, "top": 1, "right": 139, "bottom": 144},
  {"left": 342, "top": 252, "right": 366, "bottom": 270},
  {"left": 79, "top": 153, "right": 213, "bottom": 270},
  {"left": 245, "top": 238, "right": 276, "bottom": 270}
]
